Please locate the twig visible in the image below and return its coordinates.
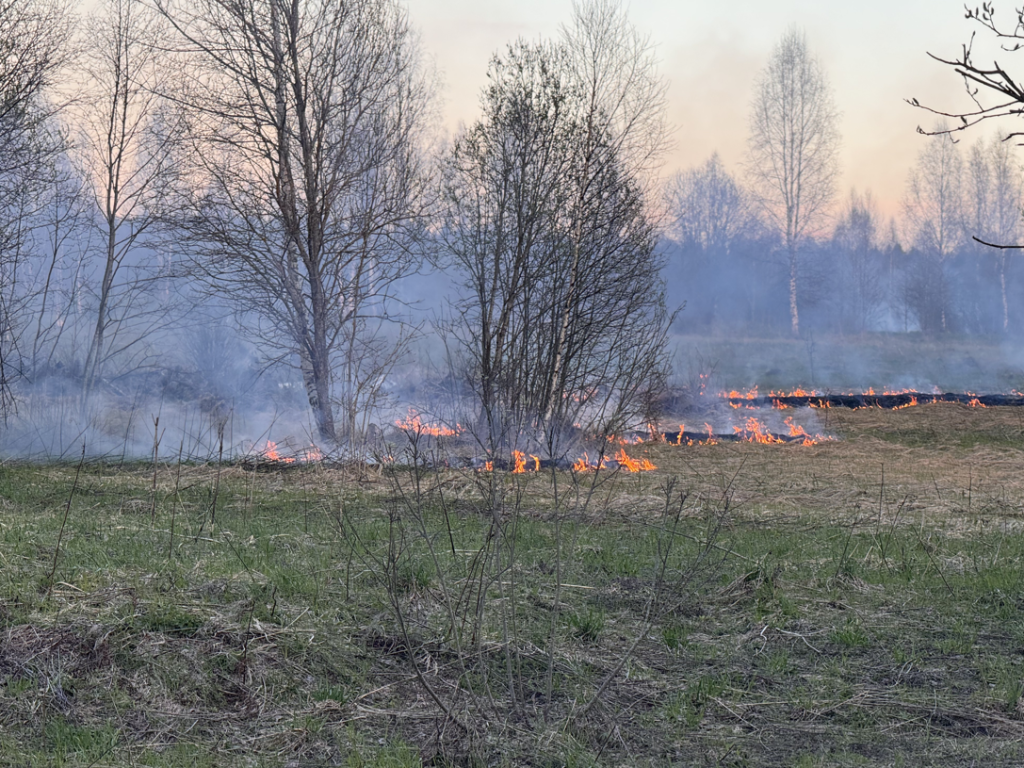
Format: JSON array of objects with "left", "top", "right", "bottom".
[
  {"left": 46, "top": 443, "right": 85, "bottom": 596},
  {"left": 150, "top": 416, "right": 162, "bottom": 522},
  {"left": 210, "top": 419, "right": 225, "bottom": 524},
  {"left": 169, "top": 437, "right": 184, "bottom": 562}
]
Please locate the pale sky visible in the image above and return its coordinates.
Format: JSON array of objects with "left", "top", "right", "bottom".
[{"left": 408, "top": 0, "right": 1000, "bottom": 220}]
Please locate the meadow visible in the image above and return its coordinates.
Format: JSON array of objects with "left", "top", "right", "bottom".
[{"left": 2, "top": 402, "right": 1024, "bottom": 766}]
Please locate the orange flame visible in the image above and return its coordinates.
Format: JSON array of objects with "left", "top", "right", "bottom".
[
  {"left": 257, "top": 440, "right": 323, "bottom": 463},
  {"left": 395, "top": 409, "right": 462, "bottom": 437},
  {"left": 572, "top": 451, "right": 608, "bottom": 472},
  {"left": 768, "top": 387, "right": 815, "bottom": 398},
  {"left": 512, "top": 450, "right": 527, "bottom": 474},
  {"left": 783, "top": 416, "right": 821, "bottom": 446},
  {"left": 724, "top": 387, "right": 759, "bottom": 400},
  {"left": 262, "top": 440, "right": 293, "bottom": 463},
  {"left": 734, "top": 417, "right": 785, "bottom": 444},
  {"left": 613, "top": 448, "right": 656, "bottom": 472},
  {"left": 674, "top": 422, "right": 718, "bottom": 447}
]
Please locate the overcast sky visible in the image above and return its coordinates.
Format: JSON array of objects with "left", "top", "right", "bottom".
[{"left": 409, "top": 0, "right": 1004, "bottom": 220}]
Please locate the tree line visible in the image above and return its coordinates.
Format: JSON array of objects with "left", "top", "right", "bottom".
[
  {"left": 667, "top": 26, "right": 1024, "bottom": 340},
  {"left": 666, "top": 126, "right": 1024, "bottom": 338}
]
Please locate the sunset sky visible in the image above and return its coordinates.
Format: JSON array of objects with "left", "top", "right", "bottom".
[{"left": 408, "top": 0, "right": 1013, "bottom": 221}]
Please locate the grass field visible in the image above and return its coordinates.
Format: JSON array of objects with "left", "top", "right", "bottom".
[
  {"left": 3, "top": 403, "right": 1024, "bottom": 766},
  {"left": 671, "top": 332, "right": 1024, "bottom": 394}
]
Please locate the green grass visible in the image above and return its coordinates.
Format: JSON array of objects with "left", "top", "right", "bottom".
[{"left": 2, "top": 423, "right": 1024, "bottom": 765}]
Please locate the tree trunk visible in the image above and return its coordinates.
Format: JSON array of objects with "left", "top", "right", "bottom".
[
  {"left": 545, "top": 238, "right": 580, "bottom": 427},
  {"left": 788, "top": 242, "right": 799, "bottom": 337},
  {"left": 299, "top": 341, "right": 336, "bottom": 444},
  {"left": 82, "top": 215, "right": 118, "bottom": 413},
  {"left": 1001, "top": 254, "right": 1009, "bottom": 332}
]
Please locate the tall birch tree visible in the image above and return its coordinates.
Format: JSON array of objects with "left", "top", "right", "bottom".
[{"left": 746, "top": 28, "right": 840, "bottom": 337}]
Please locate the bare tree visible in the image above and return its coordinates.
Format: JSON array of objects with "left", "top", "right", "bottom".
[
  {"left": 831, "top": 189, "right": 886, "bottom": 333},
  {"left": 155, "top": 0, "right": 433, "bottom": 444},
  {"left": 910, "top": 7, "right": 1024, "bottom": 330},
  {"left": 25, "top": 156, "right": 91, "bottom": 384},
  {"left": 902, "top": 127, "right": 963, "bottom": 332},
  {"left": 545, "top": 0, "right": 669, "bottom": 429},
  {"left": 904, "top": 129, "right": 963, "bottom": 257},
  {"left": 667, "top": 153, "right": 754, "bottom": 254},
  {"left": 441, "top": 0, "right": 671, "bottom": 456},
  {"left": 963, "top": 134, "right": 1023, "bottom": 330},
  {"left": 664, "top": 153, "right": 760, "bottom": 329},
  {"left": 440, "top": 39, "right": 575, "bottom": 447},
  {"left": 75, "top": 0, "right": 180, "bottom": 414},
  {"left": 746, "top": 27, "right": 840, "bottom": 337},
  {"left": 987, "top": 136, "right": 1023, "bottom": 329},
  {"left": 912, "top": 3, "right": 1024, "bottom": 149},
  {"left": 0, "top": 0, "right": 74, "bottom": 413}
]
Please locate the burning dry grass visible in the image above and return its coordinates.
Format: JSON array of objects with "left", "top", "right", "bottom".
[{"left": 641, "top": 402, "right": 1024, "bottom": 528}]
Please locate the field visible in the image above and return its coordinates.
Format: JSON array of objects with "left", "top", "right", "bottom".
[
  {"left": 671, "top": 332, "right": 1024, "bottom": 393},
  {"left": 3, "top": 403, "right": 1024, "bottom": 766}
]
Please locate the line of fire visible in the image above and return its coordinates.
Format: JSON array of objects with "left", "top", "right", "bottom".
[{"left": 243, "top": 385, "right": 1019, "bottom": 471}]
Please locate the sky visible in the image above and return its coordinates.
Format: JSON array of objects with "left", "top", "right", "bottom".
[{"left": 408, "top": 0, "right": 1004, "bottom": 221}]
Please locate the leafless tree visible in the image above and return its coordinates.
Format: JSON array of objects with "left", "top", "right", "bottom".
[
  {"left": 903, "top": 129, "right": 964, "bottom": 258},
  {"left": 440, "top": 40, "right": 571, "bottom": 447},
  {"left": 664, "top": 153, "right": 761, "bottom": 329},
  {"left": 545, "top": 0, "right": 669, "bottom": 429},
  {"left": 24, "top": 158, "right": 91, "bottom": 384},
  {"left": 902, "top": 127, "right": 963, "bottom": 331},
  {"left": 912, "top": 3, "right": 1024, "bottom": 147},
  {"left": 667, "top": 152, "right": 755, "bottom": 254},
  {"left": 441, "top": 0, "right": 671, "bottom": 458},
  {"left": 831, "top": 189, "right": 886, "bottom": 333},
  {"left": 963, "top": 133, "right": 1023, "bottom": 330},
  {"left": 0, "top": 0, "right": 75, "bottom": 414},
  {"left": 154, "top": 0, "right": 433, "bottom": 444},
  {"left": 74, "top": 0, "right": 181, "bottom": 415},
  {"left": 910, "top": 5, "right": 1024, "bottom": 330},
  {"left": 746, "top": 27, "right": 840, "bottom": 337}
]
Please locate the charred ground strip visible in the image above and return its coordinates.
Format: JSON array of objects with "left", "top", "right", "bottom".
[
  {"left": 728, "top": 392, "right": 1024, "bottom": 409},
  {"left": 658, "top": 430, "right": 811, "bottom": 444}
]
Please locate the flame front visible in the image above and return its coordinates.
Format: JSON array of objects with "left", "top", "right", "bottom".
[
  {"left": 613, "top": 448, "right": 656, "bottom": 472},
  {"left": 262, "top": 440, "right": 293, "bottom": 463},
  {"left": 512, "top": 450, "right": 527, "bottom": 474},
  {"left": 257, "top": 440, "right": 322, "bottom": 463},
  {"left": 783, "top": 416, "right": 821, "bottom": 446},
  {"left": 395, "top": 409, "right": 463, "bottom": 436},
  {"left": 734, "top": 417, "right": 785, "bottom": 444}
]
